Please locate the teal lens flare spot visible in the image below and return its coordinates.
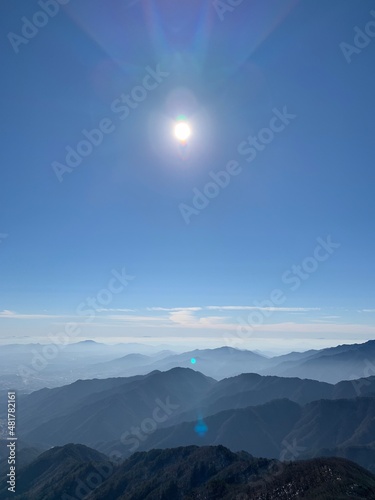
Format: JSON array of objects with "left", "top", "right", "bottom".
[{"left": 194, "top": 419, "right": 208, "bottom": 437}]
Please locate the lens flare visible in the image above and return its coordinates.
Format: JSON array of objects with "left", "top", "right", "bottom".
[
  {"left": 194, "top": 418, "right": 208, "bottom": 437},
  {"left": 174, "top": 122, "right": 191, "bottom": 143}
]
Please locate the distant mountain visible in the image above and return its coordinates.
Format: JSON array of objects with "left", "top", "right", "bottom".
[
  {"left": 283, "top": 397, "right": 375, "bottom": 454},
  {"left": 265, "top": 340, "right": 375, "bottom": 383},
  {"left": 75, "top": 347, "right": 269, "bottom": 379},
  {"left": 267, "top": 349, "right": 320, "bottom": 363},
  {"left": 0, "top": 443, "right": 110, "bottom": 500},
  {"left": 17, "top": 374, "right": 149, "bottom": 431},
  {"left": 86, "top": 351, "right": 173, "bottom": 377},
  {"left": 127, "top": 396, "right": 375, "bottom": 473},
  {"left": 71, "top": 340, "right": 103, "bottom": 346},
  {"left": 0, "top": 342, "right": 178, "bottom": 392},
  {"left": 16, "top": 367, "right": 375, "bottom": 457},
  {"left": 3, "top": 444, "right": 375, "bottom": 499},
  {"left": 133, "top": 399, "right": 302, "bottom": 458},
  {"left": 79, "top": 347, "right": 269, "bottom": 380},
  {"left": 74, "top": 341, "right": 375, "bottom": 384},
  {"left": 18, "top": 368, "right": 215, "bottom": 448},
  {"left": 145, "top": 346, "right": 268, "bottom": 377},
  {"left": 201, "top": 372, "right": 333, "bottom": 412},
  {"left": 2, "top": 341, "right": 375, "bottom": 392}
]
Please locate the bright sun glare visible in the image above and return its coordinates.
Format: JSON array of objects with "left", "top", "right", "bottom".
[{"left": 174, "top": 122, "right": 191, "bottom": 142}]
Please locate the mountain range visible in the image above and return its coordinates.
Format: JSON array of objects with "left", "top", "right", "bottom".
[
  {"left": 9, "top": 367, "right": 375, "bottom": 473},
  {"left": 2, "top": 341, "right": 375, "bottom": 497},
  {"left": 2, "top": 340, "right": 375, "bottom": 397},
  {"left": 2, "top": 443, "right": 375, "bottom": 499}
]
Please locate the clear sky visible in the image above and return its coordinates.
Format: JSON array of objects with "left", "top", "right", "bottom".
[{"left": 1, "top": 0, "right": 375, "bottom": 352}]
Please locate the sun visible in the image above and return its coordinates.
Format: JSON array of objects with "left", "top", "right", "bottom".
[{"left": 174, "top": 121, "right": 191, "bottom": 143}]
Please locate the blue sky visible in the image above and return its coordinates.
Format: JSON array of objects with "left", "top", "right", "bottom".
[{"left": 1, "top": 0, "right": 375, "bottom": 352}]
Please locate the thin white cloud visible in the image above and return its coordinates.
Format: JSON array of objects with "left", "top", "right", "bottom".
[
  {"left": 147, "top": 307, "right": 203, "bottom": 312},
  {"left": 169, "top": 310, "right": 227, "bottom": 327},
  {"left": 147, "top": 306, "right": 320, "bottom": 313},
  {"left": 361, "top": 309, "right": 375, "bottom": 313},
  {"left": 0, "top": 310, "right": 14, "bottom": 316},
  {"left": 206, "top": 306, "right": 320, "bottom": 312},
  {"left": 96, "top": 308, "right": 137, "bottom": 312},
  {"left": 0, "top": 310, "right": 66, "bottom": 319},
  {"left": 107, "top": 314, "right": 166, "bottom": 322}
]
